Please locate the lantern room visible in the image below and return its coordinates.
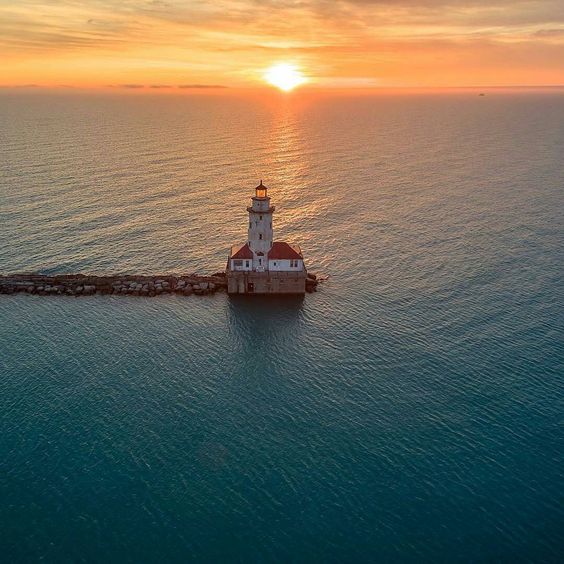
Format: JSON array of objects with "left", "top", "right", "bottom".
[{"left": 255, "top": 181, "right": 267, "bottom": 199}]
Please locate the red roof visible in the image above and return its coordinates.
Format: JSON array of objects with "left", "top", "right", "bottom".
[
  {"left": 230, "top": 243, "right": 253, "bottom": 260},
  {"left": 268, "top": 242, "right": 302, "bottom": 260}
]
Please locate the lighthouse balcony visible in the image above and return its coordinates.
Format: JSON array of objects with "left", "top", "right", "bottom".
[{"left": 247, "top": 206, "right": 275, "bottom": 213}]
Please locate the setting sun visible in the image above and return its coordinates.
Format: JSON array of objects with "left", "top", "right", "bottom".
[{"left": 264, "top": 64, "right": 307, "bottom": 92}]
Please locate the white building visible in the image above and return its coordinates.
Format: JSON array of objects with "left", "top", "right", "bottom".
[{"left": 227, "top": 181, "right": 307, "bottom": 294}]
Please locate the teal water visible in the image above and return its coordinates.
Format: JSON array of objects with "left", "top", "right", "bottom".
[{"left": 1, "top": 91, "right": 563, "bottom": 562}]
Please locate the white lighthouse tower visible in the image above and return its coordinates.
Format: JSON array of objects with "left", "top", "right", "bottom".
[
  {"left": 227, "top": 180, "right": 307, "bottom": 294},
  {"left": 247, "top": 181, "right": 274, "bottom": 271}
]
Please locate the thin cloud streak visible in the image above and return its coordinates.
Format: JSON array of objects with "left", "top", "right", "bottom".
[{"left": 177, "top": 84, "right": 228, "bottom": 89}]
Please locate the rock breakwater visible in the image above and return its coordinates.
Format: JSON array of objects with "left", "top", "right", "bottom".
[{"left": 0, "top": 273, "right": 228, "bottom": 297}]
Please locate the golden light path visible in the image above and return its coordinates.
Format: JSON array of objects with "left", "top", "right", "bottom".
[{"left": 264, "top": 64, "right": 307, "bottom": 92}]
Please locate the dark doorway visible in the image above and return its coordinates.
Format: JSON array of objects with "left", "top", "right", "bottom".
[{"left": 247, "top": 282, "right": 254, "bottom": 293}]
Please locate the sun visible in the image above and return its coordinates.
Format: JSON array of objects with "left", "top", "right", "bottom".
[{"left": 264, "top": 63, "right": 307, "bottom": 92}]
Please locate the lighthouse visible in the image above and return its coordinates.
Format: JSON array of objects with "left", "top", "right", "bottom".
[
  {"left": 247, "top": 181, "right": 274, "bottom": 271},
  {"left": 227, "top": 181, "right": 307, "bottom": 294}
]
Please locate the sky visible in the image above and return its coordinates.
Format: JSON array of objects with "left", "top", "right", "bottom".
[{"left": 1, "top": 0, "right": 563, "bottom": 89}]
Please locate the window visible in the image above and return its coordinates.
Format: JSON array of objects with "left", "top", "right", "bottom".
[
  {"left": 273, "top": 262, "right": 277, "bottom": 266},
  {"left": 259, "top": 234, "right": 263, "bottom": 240},
  {"left": 259, "top": 215, "right": 263, "bottom": 220},
  {"left": 258, "top": 258, "right": 262, "bottom": 265},
  {"left": 234, "top": 260, "right": 243, "bottom": 267},
  {"left": 249, "top": 222, "right": 252, "bottom": 228},
  {"left": 289, "top": 259, "right": 300, "bottom": 268},
  {"left": 245, "top": 260, "right": 250, "bottom": 268}
]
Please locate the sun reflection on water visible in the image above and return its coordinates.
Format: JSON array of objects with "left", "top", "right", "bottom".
[{"left": 258, "top": 96, "right": 332, "bottom": 257}]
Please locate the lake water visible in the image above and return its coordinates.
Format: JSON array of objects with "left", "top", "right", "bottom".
[{"left": 1, "top": 90, "right": 563, "bottom": 562}]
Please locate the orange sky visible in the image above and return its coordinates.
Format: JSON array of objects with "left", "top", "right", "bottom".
[{"left": 1, "top": 0, "right": 563, "bottom": 89}]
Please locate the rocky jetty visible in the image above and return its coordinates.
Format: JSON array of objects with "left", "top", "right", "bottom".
[
  {"left": 0, "top": 271, "right": 320, "bottom": 297},
  {"left": 0, "top": 273, "right": 228, "bottom": 297}
]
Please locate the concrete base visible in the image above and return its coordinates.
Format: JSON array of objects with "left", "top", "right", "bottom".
[{"left": 227, "top": 270, "right": 306, "bottom": 294}]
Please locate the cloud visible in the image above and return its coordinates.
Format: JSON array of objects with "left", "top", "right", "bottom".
[
  {"left": 0, "top": 83, "right": 39, "bottom": 88},
  {"left": 534, "top": 28, "right": 564, "bottom": 37},
  {"left": 1, "top": 0, "right": 563, "bottom": 87},
  {"left": 115, "top": 83, "right": 228, "bottom": 89},
  {"left": 2, "top": 1, "right": 563, "bottom": 51},
  {"left": 177, "top": 84, "right": 228, "bottom": 88}
]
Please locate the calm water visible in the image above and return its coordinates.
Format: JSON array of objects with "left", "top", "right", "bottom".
[{"left": 1, "top": 91, "right": 563, "bottom": 562}]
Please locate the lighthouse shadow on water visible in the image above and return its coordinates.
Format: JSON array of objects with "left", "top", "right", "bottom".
[{"left": 227, "top": 294, "right": 306, "bottom": 341}]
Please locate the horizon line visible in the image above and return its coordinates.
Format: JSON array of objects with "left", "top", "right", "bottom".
[{"left": 1, "top": 84, "right": 564, "bottom": 92}]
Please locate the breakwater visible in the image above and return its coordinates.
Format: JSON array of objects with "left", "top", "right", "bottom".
[
  {"left": 0, "top": 273, "right": 227, "bottom": 297},
  {"left": 0, "top": 272, "right": 319, "bottom": 297}
]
